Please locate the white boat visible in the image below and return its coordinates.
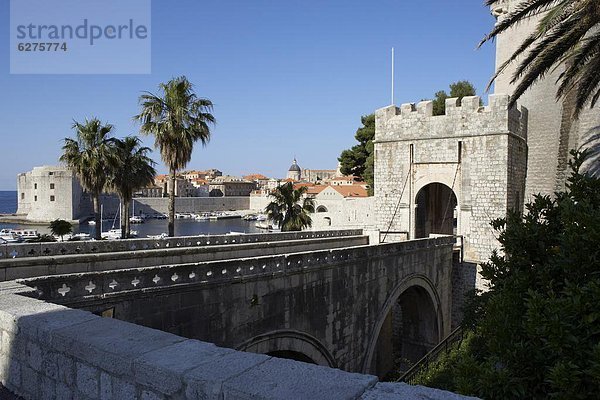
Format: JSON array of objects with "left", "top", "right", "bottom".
[
  {"left": 255, "top": 221, "right": 273, "bottom": 230},
  {"left": 12, "top": 229, "right": 39, "bottom": 240},
  {"left": 147, "top": 233, "right": 168, "bottom": 239},
  {"left": 256, "top": 214, "right": 267, "bottom": 222},
  {"left": 101, "top": 229, "right": 122, "bottom": 240},
  {"left": 0, "top": 229, "right": 23, "bottom": 243},
  {"left": 129, "top": 216, "right": 144, "bottom": 224},
  {"left": 71, "top": 233, "right": 91, "bottom": 241},
  {"left": 87, "top": 220, "right": 96, "bottom": 226},
  {"left": 194, "top": 212, "right": 210, "bottom": 221},
  {"left": 101, "top": 229, "right": 138, "bottom": 240},
  {"left": 209, "top": 212, "right": 241, "bottom": 221}
]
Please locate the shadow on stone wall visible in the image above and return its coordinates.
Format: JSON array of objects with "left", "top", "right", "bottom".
[{"left": 580, "top": 125, "right": 600, "bottom": 177}]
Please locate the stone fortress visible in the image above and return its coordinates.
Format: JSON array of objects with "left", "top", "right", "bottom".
[{"left": 374, "top": 0, "right": 600, "bottom": 265}]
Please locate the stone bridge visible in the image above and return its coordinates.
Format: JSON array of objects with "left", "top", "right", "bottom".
[{"left": 17, "top": 233, "right": 457, "bottom": 378}]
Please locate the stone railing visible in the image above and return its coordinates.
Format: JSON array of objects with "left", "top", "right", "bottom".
[
  {"left": 0, "top": 282, "right": 477, "bottom": 399},
  {"left": 0, "top": 229, "right": 362, "bottom": 260},
  {"left": 20, "top": 236, "right": 456, "bottom": 304}
]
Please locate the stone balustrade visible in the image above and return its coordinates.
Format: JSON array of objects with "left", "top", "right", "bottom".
[
  {"left": 0, "top": 229, "right": 362, "bottom": 260},
  {"left": 19, "top": 236, "right": 455, "bottom": 304}
]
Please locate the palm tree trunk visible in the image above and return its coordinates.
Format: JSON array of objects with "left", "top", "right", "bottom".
[
  {"left": 168, "top": 169, "right": 176, "bottom": 237},
  {"left": 92, "top": 194, "right": 101, "bottom": 240},
  {"left": 125, "top": 199, "right": 131, "bottom": 238},
  {"left": 120, "top": 200, "right": 127, "bottom": 240}
]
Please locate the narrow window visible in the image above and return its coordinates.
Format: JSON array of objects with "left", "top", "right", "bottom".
[
  {"left": 50, "top": 183, "right": 55, "bottom": 190},
  {"left": 34, "top": 183, "right": 37, "bottom": 190},
  {"left": 34, "top": 195, "right": 37, "bottom": 202},
  {"left": 458, "top": 141, "right": 462, "bottom": 163},
  {"left": 50, "top": 196, "right": 55, "bottom": 202},
  {"left": 20, "top": 193, "right": 24, "bottom": 200}
]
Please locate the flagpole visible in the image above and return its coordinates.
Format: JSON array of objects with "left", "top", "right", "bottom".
[{"left": 391, "top": 47, "right": 395, "bottom": 105}]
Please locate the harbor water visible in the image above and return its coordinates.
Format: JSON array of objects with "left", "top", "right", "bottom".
[{"left": 0, "top": 191, "right": 264, "bottom": 237}]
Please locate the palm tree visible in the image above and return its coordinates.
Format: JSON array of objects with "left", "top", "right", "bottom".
[
  {"left": 49, "top": 219, "right": 72, "bottom": 242},
  {"left": 60, "top": 118, "right": 116, "bottom": 240},
  {"left": 480, "top": 0, "right": 600, "bottom": 117},
  {"left": 108, "top": 136, "right": 156, "bottom": 239},
  {"left": 134, "top": 76, "right": 215, "bottom": 237},
  {"left": 265, "top": 182, "right": 315, "bottom": 231}
]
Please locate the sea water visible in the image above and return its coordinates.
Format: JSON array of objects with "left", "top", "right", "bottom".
[
  {"left": 0, "top": 191, "right": 264, "bottom": 236},
  {"left": 0, "top": 191, "right": 17, "bottom": 214}
]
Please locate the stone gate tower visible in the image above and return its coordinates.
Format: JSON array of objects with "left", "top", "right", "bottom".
[
  {"left": 374, "top": 95, "right": 527, "bottom": 263},
  {"left": 491, "top": 0, "right": 600, "bottom": 197}
]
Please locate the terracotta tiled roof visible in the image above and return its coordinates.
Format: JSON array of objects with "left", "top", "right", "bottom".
[
  {"left": 243, "top": 174, "right": 269, "bottom": 181},
  {"left": 331, "top": 184, "right": 368, "bottom": 198}
]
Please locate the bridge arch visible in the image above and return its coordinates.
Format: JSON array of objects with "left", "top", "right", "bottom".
[
  {"left": 237, "top": 329, "right": 336, "bottom": 368},
  {"left": 363, "top": 274, "right": 443, "bottom": 378}
]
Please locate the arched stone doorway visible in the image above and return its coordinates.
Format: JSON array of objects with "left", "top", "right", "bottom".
[
  {"left": 415, "top": 183, "right": 457, "bottom": 239},
  {"left": 366, "top": 277, "right": 441, "bottom": 379}
]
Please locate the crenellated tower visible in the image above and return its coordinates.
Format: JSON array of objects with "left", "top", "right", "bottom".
[{"left": 374, "top": 94, "right": 527, "bottom": 263}]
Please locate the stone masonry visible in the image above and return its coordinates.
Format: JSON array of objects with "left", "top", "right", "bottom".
[
  {"left": 0, "top": 281, "right": 478, "bottom": 400},
  {"left": 491, "top": 0, "right": 600, "bottom": 197},
  {"left": 374, "top": 94, "right": 527, "bottom": 263}
]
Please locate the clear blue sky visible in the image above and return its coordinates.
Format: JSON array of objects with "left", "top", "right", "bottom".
[{"left": 0, "top": 0, "right": 497, "bottom": 190}]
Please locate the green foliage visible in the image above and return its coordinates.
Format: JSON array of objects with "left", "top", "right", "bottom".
[
  {"left": 60, "top": 118, "right": 116, "bottom": 240},
  {"left": 28, "top": 234, "right": 57, "bottom": 243},
  {"left": 265, "top": 182, "right": 315, "bottom": 231},
  {"left": 338, "top": 114, "right": 374, "bottom": 194},
  {"left": 108, "top": 136, "right": 156, "bottom": 238},
  {"left": 135, "top": 76, "right": 215, "bottom": 237},
  {"left": 419, "top": 150, "right": 600, "bottom": 399},
  {"left": 49, "top": 219, "right": 73, "bottom": 241},
  {"left": 431, "top": 81, "right": 478, "bottom": 116}
]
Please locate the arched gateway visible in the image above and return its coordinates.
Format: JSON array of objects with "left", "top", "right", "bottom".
[{"left": 364, "top": 275, "right": 442, "bottom": 378}]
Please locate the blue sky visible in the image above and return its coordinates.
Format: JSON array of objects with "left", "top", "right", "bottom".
[{"left": 0, "top": 0, "right": 497, "bottom": 190}]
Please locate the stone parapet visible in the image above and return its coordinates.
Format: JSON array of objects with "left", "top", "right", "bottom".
[
  {"left": 375, "top": 94, "right": 526, "bottom": 143},
  {"left": 0, "top": 229, "right": 362, "bottom": 261},
  {"left": 19, "top": 236, "right": 456, "bottom": 304},
  {"left": 0, "top": 282, "right": 477, "bottom": 399}
]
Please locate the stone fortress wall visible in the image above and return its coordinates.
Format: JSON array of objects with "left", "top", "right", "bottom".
[
  {"left": 16, "top": 166, "right": 90, "bottom": 222},
  {"left": 374, "top": 94, "right": 527, "bottom": 263},
  {"left": 492, "top": 0, "right": 600, "bottom": 197}
]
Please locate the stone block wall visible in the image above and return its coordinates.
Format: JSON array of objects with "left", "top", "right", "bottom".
[
  {"left": 0, "top": 283, "right": 476, "bottom": 400},
  {"left": 374, "top": 95, "right": 527, "bottom": 263},
  {"left": 492, "top": 0, "right": 600, "bottom": 198}
]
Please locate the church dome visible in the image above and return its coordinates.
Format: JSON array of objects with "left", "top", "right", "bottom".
[{"left": 288, "top": 158, "right": 301, "bottom": 172}]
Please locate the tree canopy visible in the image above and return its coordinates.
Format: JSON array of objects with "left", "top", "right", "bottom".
[
  {"left": 135, "top": 76, "right": 215, "bottom": 237},
  {"left": 265, "top": 182, "right": 315, "bottom": 231},
  {"left": 60, "top": 118, "right": 116, "bottom": 240},
  {"left": 417, "top": 151, "right": 600, "bottom": 399},
  {"left": 338, "top": 114, "right": 375, "bottom": 194},
  {"left": 431, "top": 81, "right": 478, "bottom": 116}
]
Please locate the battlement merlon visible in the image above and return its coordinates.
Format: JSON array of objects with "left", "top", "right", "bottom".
[{"left": 374, "top": 94, "right": 527, "bottom": 142}]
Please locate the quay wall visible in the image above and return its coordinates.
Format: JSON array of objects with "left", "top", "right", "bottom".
[
  {"left": 133, "top": 197, "right": 251, "bottom": 215},
  {"left": 0, "top": 282, "right": 476, "bottom": 400}
]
